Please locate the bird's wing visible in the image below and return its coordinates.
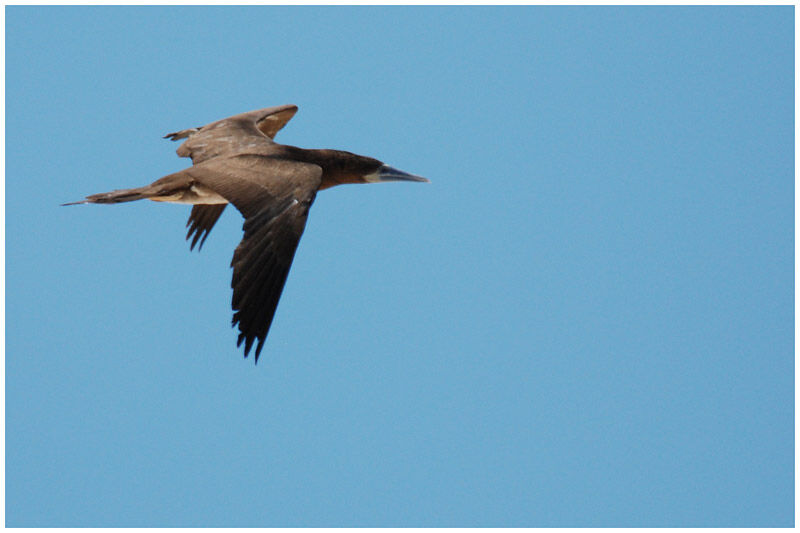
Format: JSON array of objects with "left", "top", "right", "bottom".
[
  {"left": 165, "top": 104, "right": 298, "bottom": 164},
  {"left": 183, "top": 155, "right": 323, "bottom": 361},
  {"left": 186, "top": 204, "right": 227, "bottom": 251}
]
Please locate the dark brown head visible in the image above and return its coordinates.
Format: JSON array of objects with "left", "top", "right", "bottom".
[{"left": 311, "top": 149, "right": 429, "bottom": 190}]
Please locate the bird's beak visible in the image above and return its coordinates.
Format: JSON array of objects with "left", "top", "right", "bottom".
[{"left": 367, "top": 165, "right": 430, "bottom": 184}]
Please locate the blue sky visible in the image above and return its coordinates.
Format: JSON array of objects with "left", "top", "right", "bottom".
[{"left": 6, "top": 6, "right": 794, "bottom": 527}]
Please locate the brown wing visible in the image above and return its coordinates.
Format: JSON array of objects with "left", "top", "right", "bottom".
[
  {"left": 186, "top": 204, "right": 227, "bottom": 251},
  {"left": 183, "top": 155, "right": 322, "bottom": 361},
  {"left": 165, "top": 104, "right": 298, "bottom": 164}
]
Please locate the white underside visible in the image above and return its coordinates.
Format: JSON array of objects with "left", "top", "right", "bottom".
[{"left": 150, "top": 184, "right": 229, "bottom": 205}]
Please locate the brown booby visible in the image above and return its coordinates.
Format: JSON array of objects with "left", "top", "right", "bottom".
[{"left": 65, "top": 105, "right": 428, "bottom": 362}]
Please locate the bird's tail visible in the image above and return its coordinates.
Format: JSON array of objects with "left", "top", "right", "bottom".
[{"left": 61, "top": 186, "right": 153, "bottom": 206}]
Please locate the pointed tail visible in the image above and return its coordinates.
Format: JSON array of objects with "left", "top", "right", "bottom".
[{"left": 62, "top": 186, "right": 152, "bottom": 206}]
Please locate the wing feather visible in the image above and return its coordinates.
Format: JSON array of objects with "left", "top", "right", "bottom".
[{"left": 186, "top": 204, "right": 227, "bottom": 251}]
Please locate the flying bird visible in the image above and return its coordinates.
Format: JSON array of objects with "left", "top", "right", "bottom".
[{"left": 65, "top": 105, "right": 428, "bottom": 362}]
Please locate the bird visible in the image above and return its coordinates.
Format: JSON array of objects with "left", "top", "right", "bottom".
[{"left": 65, "top": 104, "right": 428, "bottom": 362}]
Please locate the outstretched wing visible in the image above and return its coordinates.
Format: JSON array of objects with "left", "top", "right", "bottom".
[
  {"left": 165, "top": 104, "right": 298, "bottom": 164},
  {"left": 183, "top": 155, "right": 322, "bottom": 361}
]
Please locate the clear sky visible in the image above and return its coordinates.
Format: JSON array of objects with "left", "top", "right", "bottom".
[{"left": 6, "top": 6, "right": 794, "bottom": 527}]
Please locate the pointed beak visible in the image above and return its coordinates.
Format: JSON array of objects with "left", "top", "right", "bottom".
[{"left": 371, "top": 164, "right": 430, "bottom": 184}]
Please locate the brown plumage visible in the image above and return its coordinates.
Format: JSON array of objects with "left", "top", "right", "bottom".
[{"left": 65, "top": 105, "right": 428, "bottom": 362}]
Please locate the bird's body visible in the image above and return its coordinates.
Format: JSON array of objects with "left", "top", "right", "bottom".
[{"left": 66, "top": 105, "right": 427, "bottom": 361}]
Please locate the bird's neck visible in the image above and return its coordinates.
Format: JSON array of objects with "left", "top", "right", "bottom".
[{"left": 281, "top": 146, "right": 367, "bottom": 189}]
